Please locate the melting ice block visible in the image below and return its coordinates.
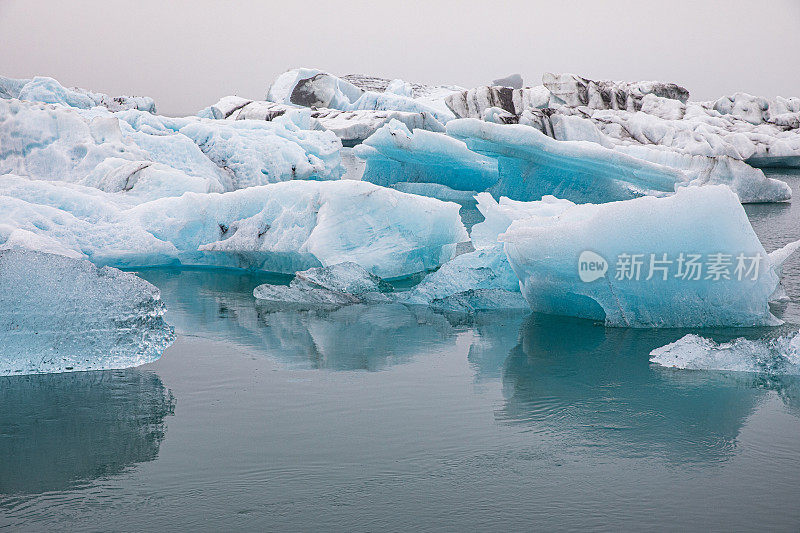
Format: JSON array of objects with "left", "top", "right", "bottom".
[
  {"left": 0, "top": 176, "right": 468, "bottom": 278},
  {"left": 500, "top": 185, "right": 797, "bottom": 327},
  {"left": 651, "top": 332, "right": 800, "bottom": 375},
  {"left": 0, "top": 250, "right": 174, "bottom": 375}
]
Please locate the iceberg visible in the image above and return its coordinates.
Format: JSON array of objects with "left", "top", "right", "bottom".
[
  {"left": 1, "top": 75, "right": 156, "bottom": 112},
  {"left": 0, "top": 176, "right": 468, "bottom": 278},
  {"left": 200, "top": 96, "right": 445, "bottom": 146},
  {"left": 542, "top": 72, "right": 690, "bottom": 110},
  {"left": 651, "top": 332, "right": 800, "bottom": 375},
  {"left": 266, "top": 68, "right": 457, "bottom": 123},
  {"left": 0, "top": 249, "right": 174, "bottom": 375},
  {"left": 445, "top": 85, "right": 551, "bottom": 119},
  {"left": 500, "top": 185, "right": 798, "bottom": 327},
  {"left": 253, "top": 262, "right": 393, "bottom": 308},
  {"left": 447, "top": 118, "right": 686, "bottom": 203},
  {"left": 533, "top": 102, "right": 793, "bottom": 202},
  {"left": 394, "top": 192, "right": 574, "bottom": 312},
  {"left": 0, "top": 98, "right": 345, "bottom": 198},
  {"left": 354, "top": 119, "right": 499, "bottom": 191}
]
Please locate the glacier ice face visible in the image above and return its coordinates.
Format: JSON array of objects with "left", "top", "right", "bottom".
[
  {"left": 501, "top": 185, "right": 795, "bottom": 327},
  {"left": 2, "top": 75, "right": 156, "bottom": 112},
  {"left": 0, "top": 249, "right": 174, "bottom": 375},
  {"left": 0, "top": 176, "right": 468, "bottom": 278},
  {"left": 651, "top": 332, "right": 800, "bottom": 375},
  {"left": 254, "top": 262, "right": 393, "bottom": 308}
]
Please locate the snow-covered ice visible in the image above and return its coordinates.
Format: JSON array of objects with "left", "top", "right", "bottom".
[
  {"left": 0, "top": 249, "right": 174, "bottom": 375},
  {"left": 651, "top": 332, "right": 800, "bottom": 375},
  {"left": 501, "top": 185, "right": 798, "bottom": 327}
]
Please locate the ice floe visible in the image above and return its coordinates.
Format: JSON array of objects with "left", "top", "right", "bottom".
[{"left": 651, "top": 332, "right": 800, "bottom": 375}]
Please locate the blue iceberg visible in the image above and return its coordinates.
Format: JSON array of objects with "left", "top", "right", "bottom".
[
  {"left": 500, "top": 185, "right": 799, "bottom": 327},
  {"left": 0, "top": 249, "right": 174, "bottom": 375}
]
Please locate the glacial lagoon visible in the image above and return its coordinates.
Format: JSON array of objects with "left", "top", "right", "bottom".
[{"left": 2, "top": 170, "right": 800, "bottom": 531}]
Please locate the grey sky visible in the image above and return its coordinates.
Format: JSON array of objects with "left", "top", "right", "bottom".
[{"left": 1, "top": 0, "right": 798, "bottom": 116}]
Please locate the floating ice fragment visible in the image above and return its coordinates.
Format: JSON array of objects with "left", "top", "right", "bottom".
[{"left": 0, "top": 250, "right": 174, "bottom": 375}]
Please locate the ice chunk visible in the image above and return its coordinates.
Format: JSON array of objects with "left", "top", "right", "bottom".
[
  {"left": 0, "top": 250, "right": 174, "bottom": 375},
  {"left": 447, "top": 119, "right": 685, "bottom": 203},
  {"left": 501, "top": 185, "right": 797, "bottom": 327},
  {"left": 355, "top": 119, "right": 499, "bottom": 191},
  {"left": 713, "top": 93, "right": 771, "bottom": 125},
  {"left": 0, "top": 176, "right": 468, "bottom": 278},
  {"left": 0, "top": 98, "right": 345, "bottom": 198},
  {"left": 254, "top": 262, "right": 392, "bottom": 308},
  {"left": 470, "top": 192, "right": 575, "bottom": 249},
  {"left": 395, "top": 245, "right": 528, "bottom": 312},
  {"left": 5, "top": 75, "right": 156, "bottom": 112},
  {"left": 650, "top": 332, "right": 800, "bottom": 375}
]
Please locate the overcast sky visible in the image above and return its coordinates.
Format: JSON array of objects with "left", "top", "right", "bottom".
[{"left": 1, "top": 0, "right": 798, "bottom": 116}]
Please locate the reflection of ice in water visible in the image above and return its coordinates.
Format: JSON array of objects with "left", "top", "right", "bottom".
[
  {"left": 494, "top": 313, "right": 800, "bottom": 463},
  {"left": 0, "top": 370, "right": 175, "bottom": 495}
]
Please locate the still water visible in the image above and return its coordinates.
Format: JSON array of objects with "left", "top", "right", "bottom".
[{"left": 2, "top": 171, "right": 800, "bottom": 531}]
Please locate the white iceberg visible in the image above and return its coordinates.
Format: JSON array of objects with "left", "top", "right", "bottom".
[
  {"left": 0, "top": 98, "right": 346, "bottom": 199},
  {"left": 500, "top": 185, "right": 799, "bottom": 327},
  {"left": 0, "top": 249, "right": 174, "bottom": 375},
  {"left": 0, "top": 176, "right": 468, "bottom": 278},
  {"left": 651, "top": 332, "right": 800, "bottom": 375},
  {"left": 200, "top": 96, "right": 445, "bottom": 146},
  {"left": 267, "top": 68, "right": 457, "bottom": 123},
  {"left": 1, "top": 75, "right": 156, "bottom": 112}
]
